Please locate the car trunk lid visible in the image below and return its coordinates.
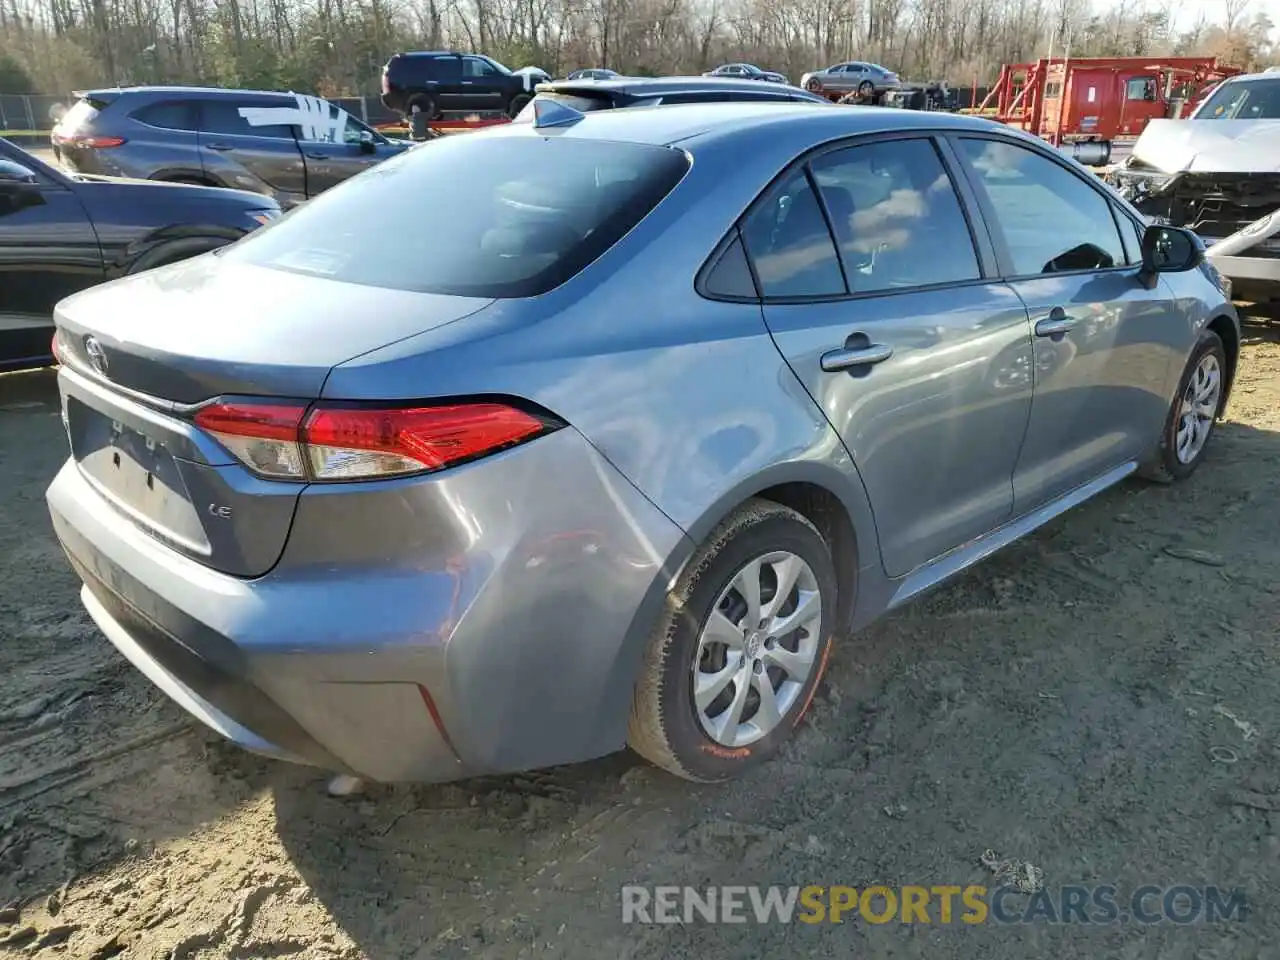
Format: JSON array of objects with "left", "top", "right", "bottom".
[{"left": 53, "top": 254, "right": 493, "bottom": 578}]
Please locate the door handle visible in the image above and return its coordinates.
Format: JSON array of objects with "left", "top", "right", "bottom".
[
  {"left": 820, "top": 343, "right": 894, "bottom": 372},
  {"left": 204, "top": 142, "right": 233, "bottom": 151},
  {"left": 304, "top": 151, "right": 328, "bottom": 159},
  {"left": 1034, "top": 308, "right": 1078, "bottom": 338}
]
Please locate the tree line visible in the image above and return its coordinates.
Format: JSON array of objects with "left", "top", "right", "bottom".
[{"left": 0, "top": 0, "right": 1274, "bottom": 98}]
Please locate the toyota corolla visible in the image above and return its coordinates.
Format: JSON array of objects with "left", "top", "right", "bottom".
[{"left": 46, "top": 100, "right": 1238, "bottom": 785}]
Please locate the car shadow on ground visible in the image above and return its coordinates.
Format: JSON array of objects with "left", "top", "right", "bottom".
[{"left": 0, "top": 368, "right": 303, "bottom": 909}]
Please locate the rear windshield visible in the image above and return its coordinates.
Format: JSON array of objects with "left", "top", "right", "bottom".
[
  {"left": 221, "top": 134, "right": 689, "bottom": 298},
  {"left": 1196, "top": 78, "right": 1280, "bottom": 120},
  {"left": 54, "top": 98, "right": 106, "bottom": 134}
]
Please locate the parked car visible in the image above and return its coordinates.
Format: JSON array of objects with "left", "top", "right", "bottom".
[
  {"left": 801, "top": 61, "right": 900, "bottom": 99},
  {"left": 51, "top": 86, "right": 409, "bottom": 209},
  {"left": 705, "top": 62, "right": 790, "bottom": 85},
  {"left": 1107, "top": 69, "right": 1280, "bottom": 305},
  {"left": 380, "top": 50, "right": 545, "bottom": 119},
  {"left": 46, "top": 104, "right": 1238, "bottom": 788},
  {"left": 565, "top": 68, "right": 621, "bottom": 81},
  {"left": 514, "top": 75, "right": 828, "bottom": 118},
  {"left": 0, "top": 137, "right": 277, "bottom": 372}
]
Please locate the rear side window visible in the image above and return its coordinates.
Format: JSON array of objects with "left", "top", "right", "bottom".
[
  {"left": 199, "top": 100, "right": 295, "bottom": 139},
  {"left": 132, "top": 100, "right": 197, "bottom": 131},
  {"left": 222, "top": 135, "right": 690, "bottom": 298},
  {"left": 741, "top": 169, "right": 845, "bottom": 298}
]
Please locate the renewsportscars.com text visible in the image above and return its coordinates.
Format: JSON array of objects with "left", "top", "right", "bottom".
[{"left": 621, "top": 884, "right": 1248, "bottom": 925}]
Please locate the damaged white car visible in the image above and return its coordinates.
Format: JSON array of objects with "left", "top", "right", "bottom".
[{"left": 1106, "top": 69, "right": 1280, "bottom": 303}]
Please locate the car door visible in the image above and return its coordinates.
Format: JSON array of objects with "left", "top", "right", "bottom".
[
  {"left": 950, "top": 134, "right": 1176, "bottom": 512},
  {"left": 0, "top": 145, "right": 102, "bottom": 367},
  {"left": 459, "top": 56, "right": 508, "bottom": 111},
  {"left": 295, "top": 105, "right": 386, "bottom": 196},
  {"left": 196, "top": 97, "right": 308, "bottom": 206},
  {"left": 742, "top": 134, "right": 1035, "bottom": 578}
]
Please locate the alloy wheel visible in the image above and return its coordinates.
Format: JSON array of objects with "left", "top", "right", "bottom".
[
  {"left": 691, "top": 551, "right": 823, "bottom": 748},
  {"left": 1175, "top": 352, "right": 1222, "bottom": 464}
]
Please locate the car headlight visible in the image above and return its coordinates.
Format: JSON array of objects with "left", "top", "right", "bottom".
[{"left": 249, "top": 209, "right": 281, "bottom": 226}]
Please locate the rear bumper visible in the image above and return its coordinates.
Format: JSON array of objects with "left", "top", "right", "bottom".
[{"left": 47, "top": 426, "right": 690, "bottom": 783}]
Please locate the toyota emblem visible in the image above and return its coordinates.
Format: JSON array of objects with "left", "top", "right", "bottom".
[{"left": 84, "top": 335, "right": 108, "bottom": 375}]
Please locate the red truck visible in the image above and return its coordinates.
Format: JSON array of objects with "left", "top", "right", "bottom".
[{"left": 978, "top": 56, "right": 1240, "bottom": 157}]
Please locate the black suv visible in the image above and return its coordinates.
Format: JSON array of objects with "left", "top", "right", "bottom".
[
  {"left": 381, "top": 51, "right": 543, "bottom": 119},
  {"left": 51, "top": 87, "right": 410, "bottom": 209}
]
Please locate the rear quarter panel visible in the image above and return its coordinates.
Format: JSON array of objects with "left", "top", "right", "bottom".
[{"left": 321, "top": 123, "right": 888, "bottom": 613}]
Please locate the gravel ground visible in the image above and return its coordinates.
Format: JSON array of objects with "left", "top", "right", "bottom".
[{"left": 1, "top": 320, "right": 1279, "bottom": 959}]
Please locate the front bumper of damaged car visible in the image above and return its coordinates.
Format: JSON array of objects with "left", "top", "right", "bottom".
[{"left": 1107, "top": 165, "right": 1280, "bottom": 299}]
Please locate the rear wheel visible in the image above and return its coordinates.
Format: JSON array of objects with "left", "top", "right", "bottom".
[
  {"left": 858, "top": 80, "right": 875, "bottom": 98},
  {"left": 1139, "top": 329, "right": 1227, "bottom": 483},
  {"left": 628, "top": 499, "right": 837, "bottom": 782},
  {"left": 404, "top": 93, "right": 436, "bottom": 120}
]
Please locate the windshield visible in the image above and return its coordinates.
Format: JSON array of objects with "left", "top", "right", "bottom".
[
  {"left": 221, "top": 133, "right": 690, "bottom": 298},
  {"left": 1196, "top": 78, "right": 1280, "bottom": 120}
]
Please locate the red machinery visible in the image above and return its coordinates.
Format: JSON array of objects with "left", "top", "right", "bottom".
[{"left": 979, "top": 56, "right": 1241, "bottom": 146}]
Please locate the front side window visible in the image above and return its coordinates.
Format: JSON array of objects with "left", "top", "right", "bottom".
[
  {"left": 1126, "top": 77, "right": 1156, "bottom": 101},
  {"left": 1115, "top": 208, "right": 1145, "bottom": 265},
  {"left": 221, "top": 134, "right": 690, "bottom": 298},
  {"left": 958, "top": 137, "right": 1125, "bottom": 276},
  {"left": 809, "top": 138, "right": 981, "bottom": 293},
  {"left": 741, "top": 169, "right": 845, "bottom": 298}
]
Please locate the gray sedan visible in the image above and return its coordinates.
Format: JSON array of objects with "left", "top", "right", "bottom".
[
  {"left": 47, "top": 102, "right": 1237, "bottom": 786},
  {"left": 801, "top": 61, "right": 900, "bottom": 98}
]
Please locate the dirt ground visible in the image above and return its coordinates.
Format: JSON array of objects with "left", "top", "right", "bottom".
[{"left": 2, "top": 320, "right": 1279, "bottom": 960}]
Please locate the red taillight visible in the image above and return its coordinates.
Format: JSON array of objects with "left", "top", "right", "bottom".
[
  {"left": 51, "top": 332, "right": 61, "bottom": 363},
  {"left": 193, "top": 400, "right": 555, "bottom": 482},
  {"left": 381, "top": 71, "right": 391, "bottom": 95},
  {"left": 52, "top": 134, "right": 125, "bottom": 148}
]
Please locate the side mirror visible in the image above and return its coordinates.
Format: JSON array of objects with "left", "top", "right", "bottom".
[
  {"left": 0, "top": 159, "right": 43, "bottom": 211},
  {"left": 1141, "top": 224, "right": 1203, "bottom": 274},
  {"left": 358, "top": 129, "right": 376, "bottom": 154}
]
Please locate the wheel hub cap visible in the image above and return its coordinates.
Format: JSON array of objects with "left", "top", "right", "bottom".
[{"left": 691, "top": 550, "right": 824, "bottom": 748}]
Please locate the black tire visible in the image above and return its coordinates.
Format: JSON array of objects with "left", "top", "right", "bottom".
[
  {"left": 805, "top": 78, "right": 823, "bottom": 93},
  {"left": 1138, "top": 329, "right": 1227, "bottom": 483},
  {"left": 627, "top": 499, "right": 839, "bottom": 782},
  {"left": 159, "top": 175, "right": 216, "bottom": 187},
  {"left": 508, "top": 93, "right": 532, "bottom": 118},
  {"left": 858, "top": 80, "right": 875, "bottom": 98},
  {"left": 404, "top": 93, "right": 436, "bottom": 120}
]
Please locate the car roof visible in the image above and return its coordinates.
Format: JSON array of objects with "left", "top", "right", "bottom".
[
  {"left": 1215, "top": 71, "right": 1280, "bottom": 84},
  {"left": 79, "top": 85, "right": 314, "bottom": 100},
  {"left": 502, "top": 99, "right": 1016, "bottom": 148},
  {"left": 539, "top": 75, "right": 818, "bottom": 98}
]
